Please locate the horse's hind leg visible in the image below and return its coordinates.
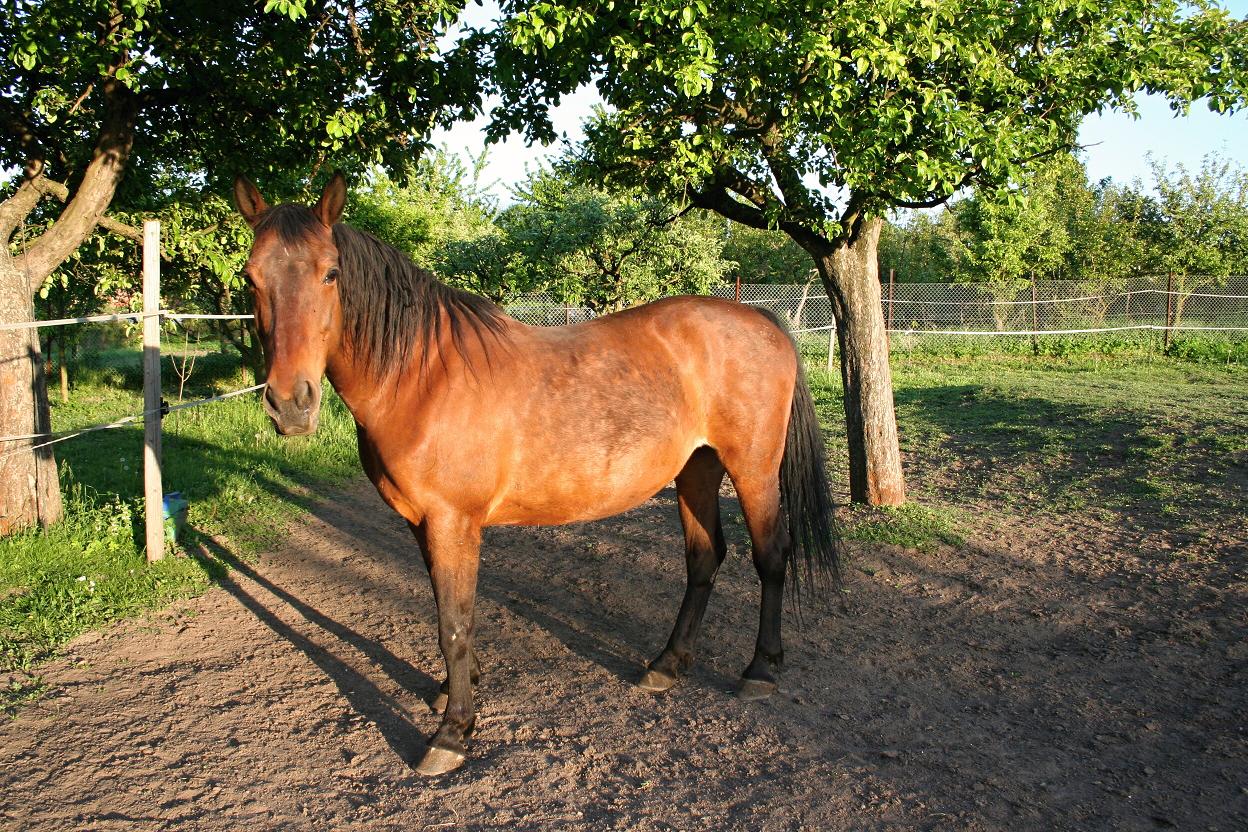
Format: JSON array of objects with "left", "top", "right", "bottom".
[
  {"left": 731, "top": 471, "right": 791, "bottom": 701},
  {"left": 638, "top": 446, "right": 727, "bottom": 693}
]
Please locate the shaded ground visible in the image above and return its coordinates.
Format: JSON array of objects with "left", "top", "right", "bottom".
[{"left": 1, "top": 468, "right": 1244, "bottom": 831}]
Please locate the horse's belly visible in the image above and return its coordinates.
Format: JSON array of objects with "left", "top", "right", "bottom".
[{"left": 487, "top": 435, "right": 700, "bottom": 526}]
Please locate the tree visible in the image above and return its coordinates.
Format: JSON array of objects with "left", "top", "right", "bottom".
[
  {"left": 497, "top": 165, "right": 730, "bottom": 313},
  {"left": 947, "top": 155, "right": 1078, "bottom": 329},
  {"left": 878, "top": 209, "right": 962, "bottom": 284},
  {"left": 1139, "top": 154, "right": 1248, "bottom": 329},
  {"left": 1, "top": 0, "right": 475, "bottom": 533},
  {"left": 475, "top": 0, "right": 1247, "bottom": 505},
  {"left": 1064, "top": 175, "right": 1149, "bottom": 324},
  {"left": 721, "top": 223, "right": 812, "bottom": 285},
  {"left": 348, "top": 150, "right": 498, "bottom": 266}
]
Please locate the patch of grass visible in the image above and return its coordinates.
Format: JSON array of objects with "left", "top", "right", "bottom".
[
  {"left": 2, "top": 674, "right": 47, "bottom": 716},
  {"left": 0, "top": 346, "right": 359, "bottom": 674},
  {"left": 843, "top": 503, "right": 965, "bottom": 552},
  {"left": 807, "top": 352, "right": 1248, "bottom": 540}
]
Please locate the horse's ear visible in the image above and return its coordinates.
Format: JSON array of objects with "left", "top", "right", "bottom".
[
  {"left": 314, "top": 171, "right": 347, "bottom": 228},
  {"left": 233, "top": 176, "right": 269, "bottom": 228}
]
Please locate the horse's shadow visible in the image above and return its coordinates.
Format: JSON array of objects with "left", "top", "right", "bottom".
[
  {"left": 184, "top": 528, "right": 436, "bottom": 765},
  {"left": 187, "top": 479, "right": 753, "bottom": 761}
]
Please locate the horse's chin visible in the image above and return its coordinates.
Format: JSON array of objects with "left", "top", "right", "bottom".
[{"left": 271, "top": 416, "right": 319, "bottom": 437}]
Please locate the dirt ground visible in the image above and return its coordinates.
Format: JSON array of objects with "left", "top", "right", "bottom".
[{"left": 1, "top": 475, "right": 1245, "bottom": 831}]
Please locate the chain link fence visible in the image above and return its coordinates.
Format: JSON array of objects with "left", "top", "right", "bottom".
[{"left": 507, "top": 276, "right": 1248, "bottom": 358}]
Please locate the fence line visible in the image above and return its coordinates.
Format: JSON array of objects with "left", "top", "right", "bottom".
[
  {"left": 0, "top": 311, "right": 143, "bottom": 331},
  {"left": 164, "top": 312, "right": 255, "bottom": 321},
  {"left": 0, "top": 382, "right": 266, "bottom": 454},
  {"left": 702, "top": 277, "right": 1248, "bottom": 350},
  {"left": 2, "top": 222, "right": 262, "bottom": 560}
]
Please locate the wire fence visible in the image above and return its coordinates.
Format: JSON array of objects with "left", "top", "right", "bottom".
[
  {"left": 0, "top": 221, "right": 260, "bottom": 559},
  {"left": 507, "top": 275, "right": 1248, "bottom": 356},
  {"left": 7, "top": 260, "right": 1247, "bottom": 553}
]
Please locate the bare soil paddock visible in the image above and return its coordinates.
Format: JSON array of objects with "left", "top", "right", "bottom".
[{"left": 1, "top": 475, "right": 1244, "bottom": 831}]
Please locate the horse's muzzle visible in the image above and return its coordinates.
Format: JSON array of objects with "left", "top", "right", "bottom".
[{"left": 263, "top": 378, "right": 320, "bottom": 436}]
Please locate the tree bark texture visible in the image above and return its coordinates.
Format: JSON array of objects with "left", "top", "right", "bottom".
[
  {"left": 810, "top": 219, "right": 906, "bottom": 506},
  {"left": 0, "top": 252, "right": 63, "bottom": 532}
]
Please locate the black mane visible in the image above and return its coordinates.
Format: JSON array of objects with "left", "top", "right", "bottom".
[{"left": 255, "top": 204, "right": 506, "bottom": 378}]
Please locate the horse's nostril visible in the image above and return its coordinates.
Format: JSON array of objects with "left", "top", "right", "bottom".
[
  {"left": 264, "top": 385, "right": 282, "bottom": 413},
  {"left": 294, "top": 379, "right": 316, "bottom": 410}
]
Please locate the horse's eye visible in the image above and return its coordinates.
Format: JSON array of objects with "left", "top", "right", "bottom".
[{"left": 324, "top": 267, "right": 340, "bottom": 285}]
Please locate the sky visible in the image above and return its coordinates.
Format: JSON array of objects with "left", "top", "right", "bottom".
[{"left": 431, "top": 0, "right": 1248, "bottom": 204}]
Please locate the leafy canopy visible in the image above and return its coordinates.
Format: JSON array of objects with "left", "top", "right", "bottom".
[
  {"left": 486, "top": 164, "right": 730, "bottom": 312},
  {"left": 2, "top": 0, "right": 478, "bottom": 192},
  {"left": 479, "top": 0, "right": 1248, "bottom": 245},
  {"left": 1140, "top": 154, "right": 1248, "bottom": 283}
]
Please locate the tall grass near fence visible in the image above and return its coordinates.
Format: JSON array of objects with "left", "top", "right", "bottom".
[{"left": 1, "top": 347, "right": 359, "bottom": 683}]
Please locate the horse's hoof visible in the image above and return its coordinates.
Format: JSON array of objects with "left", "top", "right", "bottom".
[
  {"left": 637, "top": 668, "right": 679, "bottom": 693},
  {"left": 429, "top": 692, "right": 448, "bottom": 714},
  {"left": 415, "top": 745, "right": 467, "bottom": 777},
  {"left": 737, "top": 678, "right": 777, "bottom": 701}
]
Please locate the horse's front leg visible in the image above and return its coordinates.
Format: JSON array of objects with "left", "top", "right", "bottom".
[{"left": 411, "top": 515, "right": 481, "bottom": 776}]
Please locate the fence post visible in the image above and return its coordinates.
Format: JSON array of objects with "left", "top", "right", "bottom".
[
  {"left": 1163, "top": 272, "right": 1175, "bottom": 354},
  {"left": 1030, "top": 275, "right": 1039, "bottom": 356},
  {"left": 143, "top": 220, "right": 165, "bottom": 563},
  {"left": 887, "top": 268, "right": 895, "bottom": 330},
  {"left": 826, "top": 320, "right": 836, "bottom": 373},
  {"left": 734, "top": 273, "right": 741, "bottom": 304}
]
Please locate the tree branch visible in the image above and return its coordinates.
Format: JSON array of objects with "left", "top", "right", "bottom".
[
  {"left": 17, "top": 79, "right": 138, "bottom": 282},
  {"left": 27, "top": 169, "right": 153, "bottom": 245},
  {"left": 0, "top": 176, "right": 45, "bottom": 245}
]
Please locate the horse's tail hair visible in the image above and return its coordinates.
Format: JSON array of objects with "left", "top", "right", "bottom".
[
  {"left": 757, "top": 312, "right": 841, "bottom": 606},
  {"left": 781, "top": 357, "right": 842, "bottom": 604}
]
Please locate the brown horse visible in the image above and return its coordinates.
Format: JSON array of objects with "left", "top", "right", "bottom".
[{"left": 233, "top": 173, "right": 840, "bottom": 776}]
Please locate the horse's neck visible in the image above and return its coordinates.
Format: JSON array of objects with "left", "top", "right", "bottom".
[{"left": 323, "top": 323, "right": 456, "bottom": 431}]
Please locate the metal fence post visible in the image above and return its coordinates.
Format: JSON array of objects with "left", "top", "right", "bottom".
[
  {"left": 143, "top": 220, "right": 164, "bottom": 563},
  {"left": 1164, "top": 272, "right": 1175, "bottom": 354},
  {"left": 1030, "top": 275, "right": 1039, "bottom": 356}
]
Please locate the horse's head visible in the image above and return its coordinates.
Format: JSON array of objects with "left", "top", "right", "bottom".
[{"left": 233, "top": 173, "right": 347, "bottom": 436}]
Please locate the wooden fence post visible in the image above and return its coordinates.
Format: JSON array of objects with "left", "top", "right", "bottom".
[
  {"left": 143, "top": 220, "right": 164, "bottom": 563},
  {"left": 826, "top": 320, "right": 836, "bottom": 373}
]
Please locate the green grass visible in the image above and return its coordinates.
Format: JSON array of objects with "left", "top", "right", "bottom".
[
  {"left": 0, "top": 347, "right": 360, "bottom": 684},
  {"left": 841, "top": 503, "right": 965, "bottom": 552},
  {"left": 795, "top": 331, "right": 1248, "bottom": 366},
  {"left": 806, "top": 353, "right": 1248, "bottom": 553}
]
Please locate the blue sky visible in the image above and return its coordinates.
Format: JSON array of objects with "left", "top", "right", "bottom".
[{"left": 432, "top": 1, "right": 1248, "bottom": 203}]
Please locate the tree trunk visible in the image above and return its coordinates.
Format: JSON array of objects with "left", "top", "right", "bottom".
[
  {"left": 0, "top": 251, "right": 63, "bottom": 533},
  {"left": 809, "top": 219, "right": 906, "bottom": 506}
]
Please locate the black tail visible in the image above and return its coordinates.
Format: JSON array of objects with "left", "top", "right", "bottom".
[{"left": 779, "top": 341, "right": 842, "bottom": 604}]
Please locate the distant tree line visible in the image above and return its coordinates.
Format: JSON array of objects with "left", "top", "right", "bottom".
[
  {"left": 36, "top": 149, "right": 1248, "bottom": 351},
  {"left": 878, "top": 153, "right": 1248, "bottom": 300}
]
